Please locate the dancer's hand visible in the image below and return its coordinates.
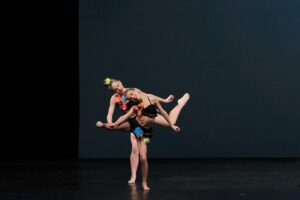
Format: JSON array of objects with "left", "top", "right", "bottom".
[
  {"left": 105, "top": 122, "right": 116, "bottom": 129},
  {"left": 165, "top": 95, "right": 175, "bottom": 103},
  {"left": 132, "top": 105, "right": 139, "bottom": 111},
  {"left": 171, "top": 125, "right": 180, "bottom": 132}
]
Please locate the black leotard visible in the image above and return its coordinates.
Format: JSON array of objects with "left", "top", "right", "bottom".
[
  {"left": 141, "top": 97, "right": 158, "bottom": 118},
  {"left": 126, "top": 96, "right": 157, "bottom": 138}
]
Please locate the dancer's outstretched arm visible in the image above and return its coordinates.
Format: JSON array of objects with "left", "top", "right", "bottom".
[
  {"left": 106, "top": 95, "right": 116, "bottom": 123},
  {"left": 148, "top": 93, "right": 174, "bottom": 103},
  {"left": 135, "top": 88, "right": 174, "bottom": 104},
  {"left": 112, "top": 107, "right": 136, "bottom": 127}
]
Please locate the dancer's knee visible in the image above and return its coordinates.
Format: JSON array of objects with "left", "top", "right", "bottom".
[
  {"left": 139, "top": 155, "right": 147, "bottom": 163},
  {"left": 131, "top": 146, "right": 139, "bottom": 155}
]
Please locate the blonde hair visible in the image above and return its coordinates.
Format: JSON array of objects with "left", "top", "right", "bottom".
[{"left": 124, "top": 88, "right": 135, "bottom": 96}]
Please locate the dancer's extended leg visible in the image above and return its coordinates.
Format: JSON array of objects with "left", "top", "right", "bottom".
[{"left": 154, "top": 93, "right": 190, "bottom": 126}]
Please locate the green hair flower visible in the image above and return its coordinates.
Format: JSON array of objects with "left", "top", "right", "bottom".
[{"left": 104, "top": 77, "right": 112, "bottom": 86}]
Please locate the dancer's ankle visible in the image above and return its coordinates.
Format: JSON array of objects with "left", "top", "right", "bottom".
[{"left": 142, "top": 182, "right": 150, "bottom": 191}]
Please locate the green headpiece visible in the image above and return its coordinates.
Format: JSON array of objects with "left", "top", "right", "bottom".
[{"left": 104, "top": 77, "right": 113, "bottom": 87}]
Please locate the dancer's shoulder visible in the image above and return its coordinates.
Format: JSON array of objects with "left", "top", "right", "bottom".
[
  {"left": 110, "top": 94, "right": 118, "bottom": 102},
  {"left": 133, "top": 87, "right": 142, "bottom": 92}
]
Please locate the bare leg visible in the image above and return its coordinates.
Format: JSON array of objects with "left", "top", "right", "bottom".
[
  {"left": 96, "top": 121, "right": 131, "bottom": 131},
  {"left": 128, "top": 133, "right": 139, "bottom": 184},
  {"left": 154, "top": 93, "right": 190, "bottom": 126},
  {"left": 169, "top": 93, "right": 190, "bottom": 124},
  {"left": 137, "top": 138, "right": 150, "bottom": 191}
]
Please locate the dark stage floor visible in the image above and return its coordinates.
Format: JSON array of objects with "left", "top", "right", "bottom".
[{"left": 1, "top": 159, "right": 299, "bottom": 200}]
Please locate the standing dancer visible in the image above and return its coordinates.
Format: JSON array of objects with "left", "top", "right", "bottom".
[
  {"left": 98, "top": 78, "right": 174, "bottom": 185},
  {"left": 96, "top": 78, "right": 190, "bottom": 190},
  {"left": 100, "top": 88, "right": 186, "bottom": 190}
]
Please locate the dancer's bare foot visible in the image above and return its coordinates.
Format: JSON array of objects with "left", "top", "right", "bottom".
[
  {"left": 165, "top": 95, "right": 175, "bottom": 103},
  {"left": 96, "top": 121, "right": 105, "bottom": 128},
  {"left": 142, "top": 182, "right": 150, "bottom": 191},
  {"left": 128, "top": 177, "right": 136, "bottom": 184},
  {"left": 171, "top": 125, "right": 180, "bottom": 132},
  {"left": 177, "top": 93, "right": 190, "bottom": 107}
]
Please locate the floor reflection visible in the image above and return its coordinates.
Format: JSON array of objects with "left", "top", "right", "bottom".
[{"left": 129, "top": 184, "right": 149, "bottom": 200}]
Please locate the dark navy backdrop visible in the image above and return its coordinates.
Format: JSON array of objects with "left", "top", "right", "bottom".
[{"left": 79, "top": 0, "right": 300, "bottom": 158}]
